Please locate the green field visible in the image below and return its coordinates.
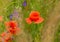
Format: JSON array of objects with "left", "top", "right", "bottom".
[{"left": 0, "top": 0, "right": 60, "bottom": 42}]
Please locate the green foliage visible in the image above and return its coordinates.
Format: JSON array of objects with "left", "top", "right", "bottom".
[
  {"left": 0, "top": 0, "right": 59, "bottom": 42},
  {"left": 54, "top": 24, "right": 60, "bottom": 42}
]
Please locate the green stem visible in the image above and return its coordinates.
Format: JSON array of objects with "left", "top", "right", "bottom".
[{"left": 31, "top": 24, "right": 38, "bottom": 42}]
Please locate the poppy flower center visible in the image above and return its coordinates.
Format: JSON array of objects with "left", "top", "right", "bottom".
[
  {"left": 30, "top": 16, "right": 39, "bottom": 21},
  {"left": 9, "top": 21, "right": 17, "bottom": 28},
  {"left": 29, "top": 13, "right": 40, "bottom": 21}
]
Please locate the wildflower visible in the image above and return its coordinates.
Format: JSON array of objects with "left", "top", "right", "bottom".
[
  {"left": 5, "top": 21, "right": 18, "bottom": 28},
  {"left": 13, "top": 10, "right": 19, "bottom": 18},
  {"left": 10, "top": 14, "right": 13, "bottom": 20},
  {"left": 22, "top": 0, "right": 27, "bottom": 7},
  {"left": 5, "top": 20, "right": 20, "bottom": 35},
  {"left": 7, "top": 27, "right": 16, "bottom": 34},
  {"left": 7, "top": 27, "right": 20, "bottom": 35},
  {"left": 26, "top": 11, "right": 44, "bottom": 24},
  {"left": 9, "top": 21, "right": 18, "bottom": 28},
  {"left": 0, "top": 32, "right": 12, "bottom": 42},
  {"left": 0, "top": 16, "right": 3, "bottom": 22}
]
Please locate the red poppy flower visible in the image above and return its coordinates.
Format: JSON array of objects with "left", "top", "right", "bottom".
[
  {"left": 0, "top": 32, "right": 12, "bottom": 42},
  {"left": 26, "top": 11, "right": 44, "bottom": 24},
  {"left": 7, "top": 27, "right": 20, "bottom": 35},
  {"left": 5, "top": 21, "right": 18, "bottom": 28},
  {"left": 9, "top": 21, "right": 18, "bottom": 28}
]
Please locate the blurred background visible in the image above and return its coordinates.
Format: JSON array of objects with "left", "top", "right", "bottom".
[{"left": 0, "top": 0, "right": 60, "bottom": 42}]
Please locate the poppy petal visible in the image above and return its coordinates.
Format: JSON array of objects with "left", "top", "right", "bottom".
[
  {"left": 9, "top": 21, "right": 18, "bottom": 28},
  {"left": 8, "top": 28, "right": 16, "bottom": 34},
  {"left": 30, "top": 11, "right": 40, "bottom": 17},
  {"left": 0, "top": 32, "right": 7, "bottom": 37},
  {"left": 35, "top": 17, "right": 44, "bottom": 24},
  {"left": 3, "top": 33, "right": 12, "bottom": 42},
  {"left": 0, "top": 16, "right": 3, "bottom": 22},
  {"left": 0, "top": 32, "right": 12, "bottom": 38},
  {"left": 4, "top": 22, "right": 9, "bottom": 28},
  {"left": 26, "top": 18, "right": 32, "bottom": 24},
  {"left": 15, "top": 28, "right": 21, "bottom": 35}
]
